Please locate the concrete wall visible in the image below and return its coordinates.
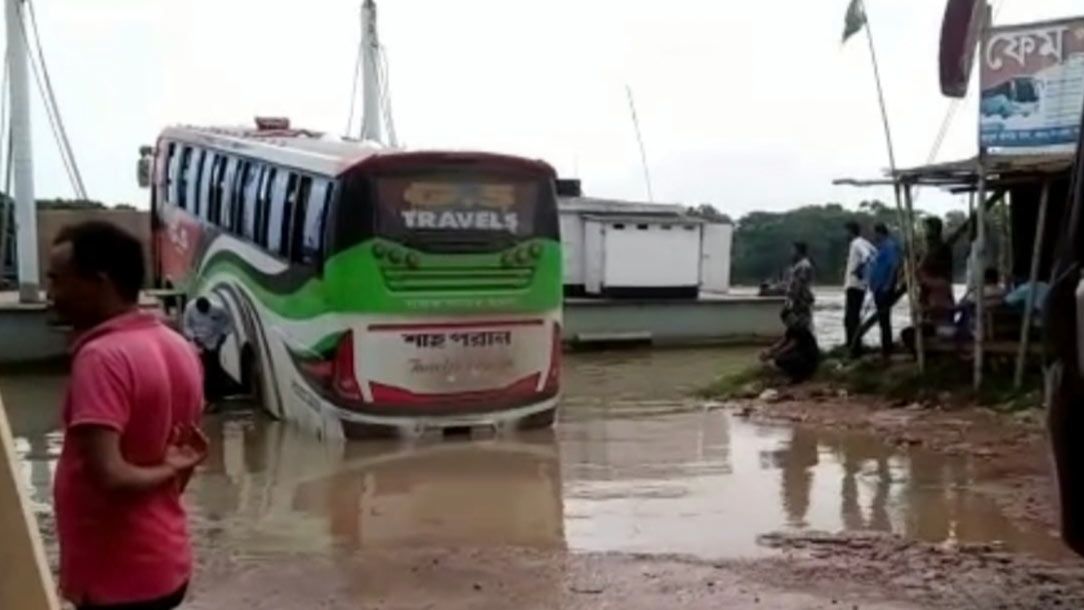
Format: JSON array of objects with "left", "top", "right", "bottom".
[
  {"left": 564, "top": 297, "right": 783, "bottom": 346},
  {"left": 34, "top": 209, "right": 151, "bottom": 285}
]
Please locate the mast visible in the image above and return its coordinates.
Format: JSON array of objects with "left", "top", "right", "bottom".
[
  {"left": 6, "top": 0, "right": 37, "bottom": 303},
  {"left": 359, "top": 0, "right": 383, "bottom": 143}
]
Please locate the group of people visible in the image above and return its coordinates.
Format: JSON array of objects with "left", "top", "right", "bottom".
[
  {"left": 764, "top": 213, "right": 1058, "bottom": 383},
  {"left": 761, "top": 220, "right": 906, "bottom": 383}
]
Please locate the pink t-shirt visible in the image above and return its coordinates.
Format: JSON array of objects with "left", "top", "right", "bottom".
[{"left": 54, "top": 311, "right": 204, "bottom": 605}]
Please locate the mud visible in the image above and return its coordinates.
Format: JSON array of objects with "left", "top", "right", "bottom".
[{"left": 6, "top": 347, "right": 1084, "bottom": 609}]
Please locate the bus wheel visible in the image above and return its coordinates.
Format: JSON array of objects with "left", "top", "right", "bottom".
[
  {"left": 241, "top": 348, "right": 272, "bottom": 418},
  {"left": 518, "top": 408, "right": 557, "bottom": 430}
]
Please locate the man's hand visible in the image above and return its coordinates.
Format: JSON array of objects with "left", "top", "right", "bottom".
[{"left": 164, "top": 424, "right": 209, "bottom": 473}]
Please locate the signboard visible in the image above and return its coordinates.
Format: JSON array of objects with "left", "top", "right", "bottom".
[
  {"left": 376, "top": 177, "right": 538, "bottom": 237},
  {"left": 980, "top": 17, "right": 1084, "bottom": 150}
]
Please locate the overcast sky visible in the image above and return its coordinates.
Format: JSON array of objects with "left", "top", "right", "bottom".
[{"left": 15, "top": 0, "right": 1084, "bottom": 217}]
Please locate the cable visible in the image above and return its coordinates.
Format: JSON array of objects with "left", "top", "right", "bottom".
[
  {"left": 925, "top": 0, "right": 1009, "bottom": 166},
  {"left": 24, "top": 0, "right": 86, "bottom": 199},
  {"left": 345, "top": 41, "right": 363, "bottom": 138},
  {"left": 379, "top": 45, "right": 398, "bottom": 147},
  {"left": 915, "top": 0, "right": 1010, "bottom": 207}
]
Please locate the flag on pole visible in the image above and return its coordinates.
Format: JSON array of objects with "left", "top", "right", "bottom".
[{"left": 842, "top": 0, "right": 867, "bottom": 44}]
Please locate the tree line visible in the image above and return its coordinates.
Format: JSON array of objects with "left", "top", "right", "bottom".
[{"left": 729, "top": 201, "right": 1007, "bottom": 286}]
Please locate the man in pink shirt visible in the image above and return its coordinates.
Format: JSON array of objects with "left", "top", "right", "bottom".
[{"left": 47, "top": 221, "right": 208, "bottom": 610}]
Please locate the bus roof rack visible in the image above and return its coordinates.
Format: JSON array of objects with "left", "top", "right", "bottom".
[{"left": 255, "top": 117, "right": 291, "bottom": 130}]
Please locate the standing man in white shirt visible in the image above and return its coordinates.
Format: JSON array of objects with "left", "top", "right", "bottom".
[
  {"left": 182, "top": 296, "right": 233, "bottom": 400},
  {"left": 843, "top": 221, "right": 876, "bottom": 358}
]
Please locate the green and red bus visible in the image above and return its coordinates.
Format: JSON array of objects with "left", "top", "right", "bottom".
[{"left": 144, "top": 120, "right": 562, "bottom": 439}]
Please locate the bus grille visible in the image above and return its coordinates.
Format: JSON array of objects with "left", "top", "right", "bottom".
[{"left": 381, "top": 266, "right": 535, "bottom": 292}]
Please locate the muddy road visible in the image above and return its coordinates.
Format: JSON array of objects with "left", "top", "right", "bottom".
[{"left": 5, "top": 348, "right": 1083, "bottom": 608}]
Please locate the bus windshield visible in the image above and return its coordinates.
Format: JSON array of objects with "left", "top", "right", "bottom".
[{"left": 373, "top": 172, "right": 545, "bottom": 250}]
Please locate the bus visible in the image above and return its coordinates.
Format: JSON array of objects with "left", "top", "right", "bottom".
[{"left": 142, "top": 119, "right": 562, "bottom": 439}]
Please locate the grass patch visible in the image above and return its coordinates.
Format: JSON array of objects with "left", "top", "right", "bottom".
[
  {"left": 818, "top": 356, "right": 1044, "bottom": 409},
  {"left": 697, "top": 351, "right": 1045, "bottom": 412},
  {"left": 696, "top": 364, "right": 781, "bottom": 399}
]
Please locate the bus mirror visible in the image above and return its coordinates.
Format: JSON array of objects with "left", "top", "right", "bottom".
[{"left": 137, "top": 146, "right": 154, "bottom": 189}]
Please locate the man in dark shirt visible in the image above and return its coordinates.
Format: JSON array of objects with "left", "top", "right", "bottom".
[{"left": 1046, "top": 100, "right": 1084, "bottom": 557}]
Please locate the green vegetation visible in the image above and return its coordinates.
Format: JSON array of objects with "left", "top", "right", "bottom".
[
  {"left": 699, "top": 355, "right": 1043, "bottom": 411},
  {"left": 730, "top": 201, "right": 1009, "bottom": 286},
  {"left": 695, "top": 364, "right": 781, "bottom": 399}
]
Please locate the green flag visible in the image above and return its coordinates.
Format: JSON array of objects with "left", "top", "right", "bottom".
[{"left": 842, "top": 0, "right": 867, "bottom": 44}]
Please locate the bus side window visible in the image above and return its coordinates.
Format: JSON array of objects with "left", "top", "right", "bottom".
[
  {"left": 243, "top": 164, "right": 263, "bottom": 241},
  {"left": 219, "top": 157, "right": 238, "bottom": 228},
  {"left": 206, "top": 155, "right": 221, "bottom": 225},
  {"left": 163, "top": 143, "right": 177, "bottom": 205},
  {"left": 276, "top": 173, "right": 301, "bottom": 258},
  {"left": 177, "top": 146, "right": 193, "bottom": 210},
  {"left": 255, "top": 167, "right": 277, "bottom": 247},
  {"left": 300, "top": 180, "right": 330, "bottom": 266},
  {"left": 198, "top": 151, "right": 215, "bottom": 221},
  {"left": 189, "top": 148, "right": 206, "bottom": 219},
  {"left": 266, "top": 171, "right": 291, "bottom": 255},
  {"left": 232, "top": 160, "right": 251, "bottom": 234},
  {"left": 289, "top": 176, "right": 313, "bottom": 263}
]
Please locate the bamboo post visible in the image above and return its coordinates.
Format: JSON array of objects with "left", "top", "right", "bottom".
[
  {"left": 0, "top": 390, "right": 59, "bottom": 610},
  {"left": 901, "top": 183, "right": 925, "bottom": 372},
  {"left": 1014, "top": 182, "right": 1050, "bottom": 389},
  {"left": 974, "top": 167, "right": 988, "bottom": 391},
  {"left": 1001, "top": 190, "right": 1013, "bottom": 284}
]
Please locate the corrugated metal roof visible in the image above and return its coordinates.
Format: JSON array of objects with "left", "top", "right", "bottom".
[
  {"left": 559, "top": 196, "right": 685, "bottom": 216},
  {"left": 836, "top": 152, "right": 1076, "bottom": 192},
  {"left": 894, "top": 153, "right": 1075, "bottom": 183},
  {"left": 581, "top": 214, "right": 708, "bottom": 225}
]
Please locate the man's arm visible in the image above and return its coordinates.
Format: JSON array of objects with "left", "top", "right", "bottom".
[
  {"left": 67, "top": 349, "right": 208, "bottom": 493},
  {"left": 70, "top": 426, "right": 179, "bottom": 492},
  {"left": 845, "top": 242, "right": 856, "bottom": 280}
]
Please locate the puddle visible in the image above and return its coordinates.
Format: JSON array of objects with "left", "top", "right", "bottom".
[{"left": 1, "top": 348, "right": 1072, "bottom": 563}]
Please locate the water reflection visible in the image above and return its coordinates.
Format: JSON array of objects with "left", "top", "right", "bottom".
[
  {"left": 1, "top": 349, "right": 1073, "bottom": 562},
  {"left": 190, "top": 416, "right": 565, "bottom": 555}
]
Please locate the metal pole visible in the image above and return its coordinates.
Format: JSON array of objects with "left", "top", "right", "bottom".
[
  {"left": 974, "top": 167, "right": 987, "bottom": 390},
  {"left": 6, "top": 0, "right": 35, "bottom": 302},
  {"left": 359, "top": 0, "right": 383, "bottom": 144},
  {"left": 1014, "top": 182, "right": 1049, "bottom": 389},
  {"left": 862, "top": 1, "right": 924, "bottom": 370},
  {"left": 902, "top": 183, "right": 925, "bottom": 372},
  {"left": 861, "top": 1, "right": 900, "bottom": 174}
]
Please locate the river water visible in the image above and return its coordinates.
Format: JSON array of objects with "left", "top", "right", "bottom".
[{"left": 2, "top": 345, "right": 1069, "bottom": 565}]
